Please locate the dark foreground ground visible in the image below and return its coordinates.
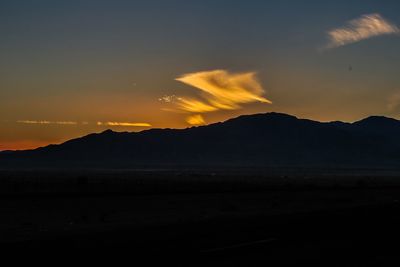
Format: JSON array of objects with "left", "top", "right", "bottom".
[{"left": 1, "top": 169, "right": 400, "bottom": 266}]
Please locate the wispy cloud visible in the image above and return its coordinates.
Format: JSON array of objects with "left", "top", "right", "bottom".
[
  {"left": 97, "top": 122, "right": 151, "bottom": 127},
  {"left": 176, "top": 70, "right": 271, "bottom": 111},
  {"left": 176, "top": 97, "right": 219, "bottom": 113},
  {"left": 17, "top": 120, "right": 52, "bottom": 124},
  {"left": 326, "top": 13, "right": 399, "bottom": 49},
  {"left": 17, "top": 120, "right": 78, "bottom": 125},
  {"left": 161, "top": 70, "right": 271, "bottom": 125}
]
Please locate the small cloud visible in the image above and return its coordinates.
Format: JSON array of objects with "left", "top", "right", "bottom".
[
  {"left": 158, "top": 95, "right": 181, "bottom": 103},
  {"left": 326, "top": 13, "right": 399, "bottom": 49},
  {"left": 186, "top": 114, "right": 206, "bottom": 126},
  {"left": 97, "top": 122, "right": 151, "bottom": 127}
]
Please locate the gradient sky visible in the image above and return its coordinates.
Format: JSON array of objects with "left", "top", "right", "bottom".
[{"left": 1, "top": 0, "right": 400, "bottom": 150}]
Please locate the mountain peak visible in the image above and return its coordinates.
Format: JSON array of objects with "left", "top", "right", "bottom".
[
  {"left": 224, "top": 112, "right": 298, "bottom": 124},
  {"left": 251, "top": 112, "right": 298, "bottom": 119},
  {"left": 354, "top": 115, "right": 399, "bottom": 125},
  {"left": 101, "top": 129, "right": 116, "bottom": 135}
]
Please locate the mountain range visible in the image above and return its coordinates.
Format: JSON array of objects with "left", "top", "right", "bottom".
[{"left": 1, "top": 112, "right": 400, "bottom": 169}]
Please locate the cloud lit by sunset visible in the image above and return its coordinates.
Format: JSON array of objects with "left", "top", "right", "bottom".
[
  {"left": 161, "top": 70, "right": 272, "bottom": 125},
  {"left": 175, "top": 70, "right": 272, "bottom": 111},
  {"left": 185, "top": 114, "right": 206, "bottom": 126}
]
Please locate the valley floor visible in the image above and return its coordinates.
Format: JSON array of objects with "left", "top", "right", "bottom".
[{"left": 1, "top": 170, "right": 400, "bottom": 266}]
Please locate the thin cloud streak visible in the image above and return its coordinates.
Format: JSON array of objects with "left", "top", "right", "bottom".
[
  {"left": 17, "top": 120, "right": 52, "bottom": 124},
  {"left": 176, "top": 97, "right": 219, "bottom": 113},
  {"left": 326, "top": 13, "right": 399, "bottom": 49},
  {"left": 17, "top": 120, "right": 77, "bottom": 125},
  {"left": 16, "top": 120, "right": 151, "bottom": 127}
]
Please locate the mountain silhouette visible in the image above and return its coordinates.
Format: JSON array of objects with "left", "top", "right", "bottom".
[{"left": 1, "top": 112, "right": 400, "bottom": 169}]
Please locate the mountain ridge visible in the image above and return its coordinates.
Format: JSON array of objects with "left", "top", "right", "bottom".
[{"left": 1, "top": 112, "right": 400, "bottom": 169}]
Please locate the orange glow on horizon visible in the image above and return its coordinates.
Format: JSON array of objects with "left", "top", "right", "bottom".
[{"left": 0, "top": 140, "right": 55, "bottom": 151}]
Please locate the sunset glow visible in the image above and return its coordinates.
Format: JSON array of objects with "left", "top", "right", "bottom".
[
  {"left": 1, "top": 2, "right": 400, "bottom": 150},
  {"left": 2, "top": 3, "right": 400, "bottom": 260}
]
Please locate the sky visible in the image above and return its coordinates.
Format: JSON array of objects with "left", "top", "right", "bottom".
[{"left": 1, "top": 0, "right": 400, "bottom": 150}]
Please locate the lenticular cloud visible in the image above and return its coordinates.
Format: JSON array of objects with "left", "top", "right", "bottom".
[
  {"left": 175, "top": 70, "right": 271, "bottom": 113},
  {"left": 159, "top": 70, "right": 272, "bottom": 125}
]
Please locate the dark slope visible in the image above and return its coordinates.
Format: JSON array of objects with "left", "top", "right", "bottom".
[{"left": 1, "top": 113, "right": 400, "bottom": 168}]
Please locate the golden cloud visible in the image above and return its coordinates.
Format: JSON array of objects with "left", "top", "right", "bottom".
[
  {"left": 326, "top": 13, "right": 399, "bottom": 49},
  {"left": 175, "top": 70, "right": 271, "bottom": 113}
]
